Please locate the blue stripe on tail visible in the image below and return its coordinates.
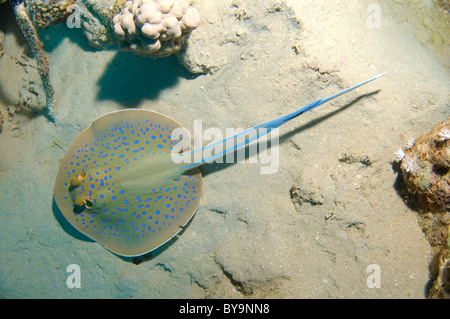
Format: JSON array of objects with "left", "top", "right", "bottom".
[{"left": 179, "top": 73, "right": 385, "bottom": 170}]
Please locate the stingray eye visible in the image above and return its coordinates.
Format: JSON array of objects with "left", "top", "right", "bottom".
[
  {"left": 74, "top": 196, "right": 93, "bottom": 210},
  {"left": 84, "top": 199, "right": 93, "bottom": 210}
]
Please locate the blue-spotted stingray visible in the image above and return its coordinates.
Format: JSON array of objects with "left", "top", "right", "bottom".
[{"left": 54, "top": 73, "right": 385, "bottom": 256}]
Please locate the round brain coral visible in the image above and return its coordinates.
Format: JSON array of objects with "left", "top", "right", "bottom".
[{"left": 113, "top": 0, "right": 200, "bottom": 57}]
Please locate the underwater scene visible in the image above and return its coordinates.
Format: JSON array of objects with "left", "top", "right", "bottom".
[{"left": 0, "top": 0, "right": 449, "bottom": 299}]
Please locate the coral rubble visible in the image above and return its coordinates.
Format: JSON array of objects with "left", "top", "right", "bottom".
[{"left": 112, "top": 0, "right": 200, "bottom": 57}]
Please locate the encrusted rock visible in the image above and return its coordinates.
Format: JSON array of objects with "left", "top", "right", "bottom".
[
  {"left": 428, "top": 237, "right": 450, "bottom": 299},
  {"left": 396, "top": 118, "right": 450, "bottom": 299},
  {"left": 398, "top": 118, "right": 450, "bottom": 214},
  {"left": 434, "top": 0, "right": 450, "bottom": 13},
  {"left": 0, "top": 111, "right": 3, "bottom": 134},
  {"left": 26, "top": 0, "right": 76, "bottom": 28},
  {"left": 0, "top": 29, "right": 4, "bottom": 59}
]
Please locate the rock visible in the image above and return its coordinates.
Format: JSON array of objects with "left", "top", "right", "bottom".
[{"left": 397, "top": 118, "right": 450, "bottom": 298}]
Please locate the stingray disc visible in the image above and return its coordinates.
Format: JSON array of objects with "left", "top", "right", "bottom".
[{"left": 54, "top": 109, "right": 202, "bottom": 257}]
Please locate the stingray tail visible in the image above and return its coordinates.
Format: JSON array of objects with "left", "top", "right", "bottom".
[{"left": 178, "top": 73, "right": 386, "bottom": 171}]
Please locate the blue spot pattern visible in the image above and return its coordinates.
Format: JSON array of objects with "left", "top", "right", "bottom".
[{"left": 55, "top": 111, "right": 202, "bottom": 255}]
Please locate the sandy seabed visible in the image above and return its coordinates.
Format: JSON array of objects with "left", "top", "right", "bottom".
[{"left": 0, "top": 0, "right": 449, "bottom": 298}]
